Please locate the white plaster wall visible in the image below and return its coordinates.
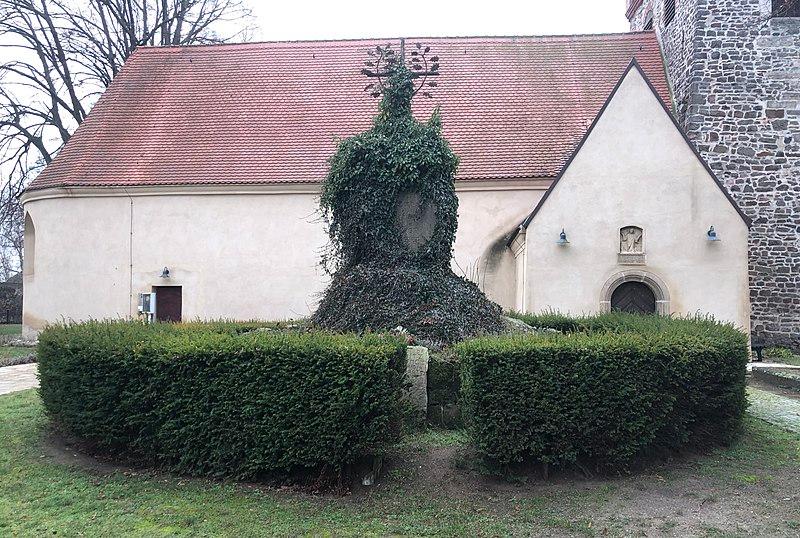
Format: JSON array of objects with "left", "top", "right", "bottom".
[
  {"left": 128, "top": 193, "right": 329, "bottom": 321},
  {"left": 524, "top": 67, "right": 751, "bottom": 332},
  {"left": 452, "top": 185, "right": 546, "bottom": 307},
  {"left": 22, "top": 196, "right": 131, "bottom": 335},
  {"left": 22, "top": 182, "right": 544, "bottom": 333},
  {"left": 22, "top": 191, "right": 328, "bottom": 333}
]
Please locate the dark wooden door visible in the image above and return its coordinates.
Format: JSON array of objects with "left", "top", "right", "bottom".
[
  {"left": 611, "top": 282, "right": 656, "bottom": 314},
  {"left": 154, "top": 286, "right": 182, "bottom": 322}
]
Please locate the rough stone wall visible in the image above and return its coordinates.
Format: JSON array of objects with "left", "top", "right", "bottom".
[
  {"left": 630, "top": 0, "right": 800, "bottom": 349},
  {"left": 629, "top": 0, "right": 699, "bottom": 124}
]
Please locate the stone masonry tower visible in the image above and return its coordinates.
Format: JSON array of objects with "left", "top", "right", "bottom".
[{"left": 627, "top": 0, "right": 800, "bottom": 348}]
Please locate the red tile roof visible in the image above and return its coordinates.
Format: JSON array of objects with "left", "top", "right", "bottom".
[{"left": 27, "top": 32, "right": 670, "bottom": 191}]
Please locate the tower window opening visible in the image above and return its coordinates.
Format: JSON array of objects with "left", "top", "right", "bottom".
[{"left": 664, "top": 0, "right": 676, "bottom": 26}]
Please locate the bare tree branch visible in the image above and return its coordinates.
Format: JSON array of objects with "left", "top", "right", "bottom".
[{"left": 0, "top": 0, "right": 255, "bottom": 274}]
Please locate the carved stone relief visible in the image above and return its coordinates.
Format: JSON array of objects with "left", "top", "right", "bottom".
[
  {"left": 620, "top": 226, "right": 643, "bottom": 253},
  {"left": 618, "top": 226, "right": 646, "bottom": 265},
  {"left": 394, "top": 191, "right": 436, "bottom": 253}
]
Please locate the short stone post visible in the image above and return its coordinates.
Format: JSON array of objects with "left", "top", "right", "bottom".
[{"left": 403, "top": 345, "right": 429, "bottom": 418}]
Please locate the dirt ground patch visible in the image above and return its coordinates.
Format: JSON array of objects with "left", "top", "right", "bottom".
[
  {"left": 750, "top": 377, "right": 800, "bottom": 400},
  {"left": 370, "top": 424, "right": 800, "bottom": 536},
  {"left": 38, "top": 415, "right": 800, "bottom": 537},
  {"left": 41, "top": 428, "right": 133, "bottom": 476}
]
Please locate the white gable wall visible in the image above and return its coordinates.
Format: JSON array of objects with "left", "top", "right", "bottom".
[{"left": 523, "top": 67, "right": 750, "bottom": 331}]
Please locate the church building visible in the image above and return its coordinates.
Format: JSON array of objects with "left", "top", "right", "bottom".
[{"left": 21, "top": 31, "right": 754, "bottom": 336}]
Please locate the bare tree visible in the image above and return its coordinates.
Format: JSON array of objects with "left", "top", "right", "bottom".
[
  {"left": 0, "top": 189, "right": 23, "bottom": 281},
  {"left": 0, "top": 0, "right": 254, "bottom": 270}
]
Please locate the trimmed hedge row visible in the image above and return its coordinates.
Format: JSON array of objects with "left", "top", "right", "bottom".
[
  {"left": 38, "top": 321, "right": 406, "bottom": 479},
  {"left": 458, "top": 314, "right": 749, "bottom": 470},
  {"left": 508, "top": 310, "right": 742, "bottom": 336}
]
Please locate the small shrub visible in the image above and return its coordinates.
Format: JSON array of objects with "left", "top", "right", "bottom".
[
  {"left": 37, "top": 320, "right": 406, "bottom": 479},
  {"left": 458, "top": 313, "right": 748, "bottom": 471}
]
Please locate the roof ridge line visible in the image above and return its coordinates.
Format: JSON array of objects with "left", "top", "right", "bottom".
[{"left": 135, "top": 31, "right": 657, "bottom": 52}]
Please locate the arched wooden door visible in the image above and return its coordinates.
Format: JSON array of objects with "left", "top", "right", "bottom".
[{"left": 610, "top": 282, "right": 656, "bottom": 314}]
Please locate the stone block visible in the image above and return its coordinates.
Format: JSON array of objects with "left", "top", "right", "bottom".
[{"left": 403, "top": 346, "right": 429, "bottom": 415}]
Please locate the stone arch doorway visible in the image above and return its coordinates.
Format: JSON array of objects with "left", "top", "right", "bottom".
[
  {"left": 600, "top": 270, "right": 670, "bottom": 315},
  {"left": 611, "top": 281, "right": 656, "bottom": 314}
]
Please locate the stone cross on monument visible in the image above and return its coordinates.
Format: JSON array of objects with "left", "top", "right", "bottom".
[{"left": 361, "top": 39, "right": 440, "bottom": 99}]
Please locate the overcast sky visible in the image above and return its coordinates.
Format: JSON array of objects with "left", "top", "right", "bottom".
[{"left": 248, "top": 0, "right": 631, "bottom": 42}]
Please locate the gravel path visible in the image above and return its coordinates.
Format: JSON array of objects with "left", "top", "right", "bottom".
[
  {"left": 0, "top": 363, "right": 39, "bottom": 395},
  {"left": 747, "top": 386, "right": 800, "bottom": 433}
]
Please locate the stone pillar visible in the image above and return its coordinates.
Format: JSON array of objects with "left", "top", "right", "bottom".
[{"left": 403, "top": 346, "right": 429, "bottom": 415}]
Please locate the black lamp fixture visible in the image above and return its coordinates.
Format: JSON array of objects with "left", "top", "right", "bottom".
[
  {"left": 556, "top": 228, "right": 569, "bottom": 245},
  {"left": 707, "top": 226, "right": 720, "bottom": 242},
  {"left": 160, "top": 266, "right": 170, "bottom": 278}
]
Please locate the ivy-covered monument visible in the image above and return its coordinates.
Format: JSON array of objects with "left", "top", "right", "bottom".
[{"left": 312, "top": 44, "right": 503, "bottom": 346}]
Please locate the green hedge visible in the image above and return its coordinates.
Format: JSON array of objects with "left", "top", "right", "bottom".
[
  {"left": 508, "top": 310, "right": 742, "bottom": 336},
  {"left": 458, "top": 314, "right": 748, "bottom": 470},
  {"left": 38, "top": 321, "right": 406, "bottom": 479}
]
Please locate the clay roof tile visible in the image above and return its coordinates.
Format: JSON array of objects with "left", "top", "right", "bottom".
[{"left": 27, "top": 32, "right": 670, "bottom": 191}]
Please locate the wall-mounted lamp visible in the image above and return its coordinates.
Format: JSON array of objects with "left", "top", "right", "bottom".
[
  {"left": 556, "top": 228, "right": 570, "bottom": 246},
  {"left": 160, "top": 266, "right": 171, "bottom": 278},
  {"left": 707, "top": 226, "right": 720, "bottom": 242}
]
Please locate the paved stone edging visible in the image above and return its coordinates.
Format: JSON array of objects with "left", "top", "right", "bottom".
[
  {"left": 0, "top": 363, "right": 39, "bottom": 395},
  {"left": 747, "top": 386, "right": 800, "bottom": 434},
  {"left": 748, "top": 362, "right": 800, "bottom": 370}
]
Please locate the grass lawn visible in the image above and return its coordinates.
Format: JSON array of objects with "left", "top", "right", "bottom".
[
  {"left": 1, "top": 390, "right": 800, "bottom": 537},
  {"left": 0, "top": 323, "right": 21, "bottom": 335},
  {"left": 0, "top": 346, "right": 32, "bottom": 359},
  {"left": 766, "top": 347, "right": 800, "bottom": 366}
]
